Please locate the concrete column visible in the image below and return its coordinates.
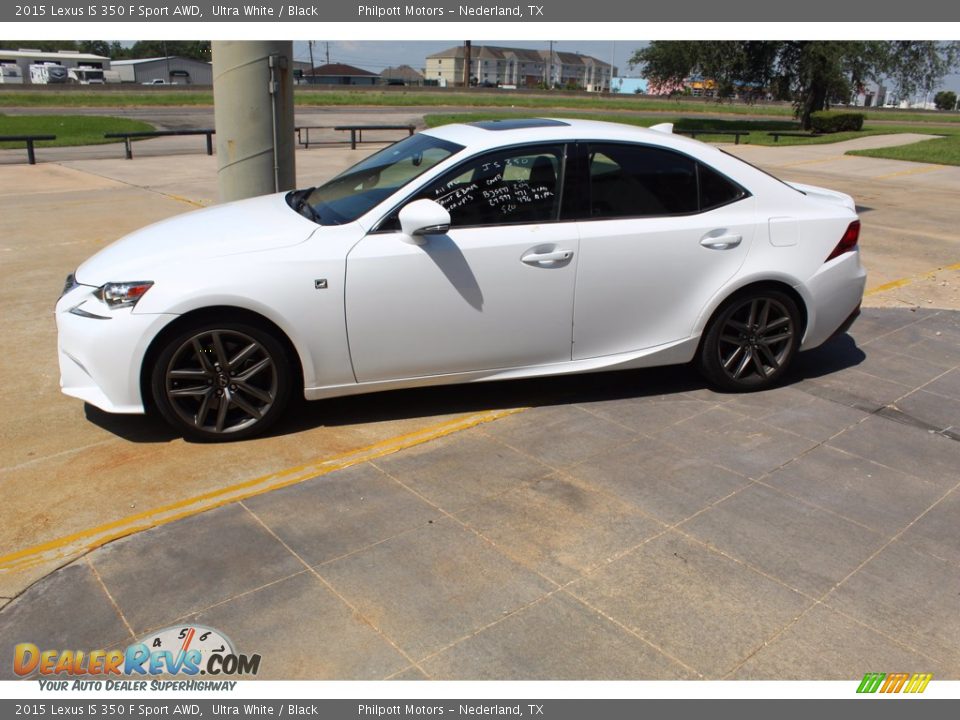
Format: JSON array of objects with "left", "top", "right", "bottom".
[{"left": 212, "top": 41, "right": 296, "bottom": 202}]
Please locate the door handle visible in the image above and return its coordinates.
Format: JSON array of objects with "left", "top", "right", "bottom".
[
  {"left": 521, "top": 249, "right": 574, "bottom": 265},
  {"left": 700, "top": 234, "right": 742, "bottom": 250}
]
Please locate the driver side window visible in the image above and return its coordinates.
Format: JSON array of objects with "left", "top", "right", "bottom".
[{"left": 418, "top": 145, "right": 565, "bottom": 228}]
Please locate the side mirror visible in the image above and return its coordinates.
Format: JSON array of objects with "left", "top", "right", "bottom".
[{"left": 398, "top": 199, "right": 451, "bottom": 244}]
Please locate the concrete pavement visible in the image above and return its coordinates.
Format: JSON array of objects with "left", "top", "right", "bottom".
[{"left": 1, "top": 306, "right": 959, "bottom": 680}]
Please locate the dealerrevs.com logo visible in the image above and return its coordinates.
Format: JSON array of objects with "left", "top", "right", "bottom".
[
  {"left": 14, "top": 625, "right": 260, "bottom": 684},
  {"left": 857, "top": 673, "right": 933, "bottom": 694}
]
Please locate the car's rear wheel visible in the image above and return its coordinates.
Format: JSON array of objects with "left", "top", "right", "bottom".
[
  {"left": 150, "top": 320, "right": 292, "bottom": 441},
  {"left": 698, "top": 289, "right": 801, "bottom": 392}
]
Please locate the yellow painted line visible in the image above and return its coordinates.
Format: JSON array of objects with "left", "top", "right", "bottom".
[
  {"left": 866, "top": 261, "right": 960, "bottom": 296},
  {"left": 0, "top": 407, "right": 526, "bottom": 574},
  {"left": 871, "top": 165, "right": 943, "bottom": 181},
  {"left": 778, "top": 156, "right": 848, "bottom": 168},
  {"left": 163, "top": 193, "right": 206, "bottom": 208}
]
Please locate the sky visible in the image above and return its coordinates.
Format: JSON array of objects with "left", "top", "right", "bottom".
[{"left": 290, "top": 40, "right": 960, "bottom": 97}]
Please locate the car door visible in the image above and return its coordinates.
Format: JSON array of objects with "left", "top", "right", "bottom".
[
  {"left": 572, "top": 142, "right": 755, "bottom": 360},
  {"left": 345, "top": 143, "right": 579, "bottom": 383}
]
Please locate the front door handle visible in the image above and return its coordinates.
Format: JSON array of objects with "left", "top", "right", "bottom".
[
  {"left": 521, "top": 249, "right": 574, "bottom": 266},
  {"left": 700, "top": 234, "right": 742, "bottom": 250}
]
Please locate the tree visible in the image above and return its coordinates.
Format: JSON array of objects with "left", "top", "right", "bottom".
[
  {"left": 127, "top": 41, "right": 211, "bottom": 61},
  {"left": 935, "top": 90, "right": 958, "bottom": 111},
  {"left": 0, "top": 40, "right": 78, "bottom": 52},
  {"left": 77, "top": 40, "right": 111, "bottom": 57},
  {"left": 631, "top": 41, "right": 960, "bottom": 129}
]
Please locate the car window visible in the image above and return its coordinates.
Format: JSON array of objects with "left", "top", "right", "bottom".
[
  {"left": 303, "top": 134, "right": 463, "bottom": 225},
  {"left": 416, "top": 145, "right": 565, "bottom": 228},
  {"left": 588, "top": 143, "right": 698, "bottom": 217},
  {"left": 698, "top": 161, "right": 748, "bottom": 211}
]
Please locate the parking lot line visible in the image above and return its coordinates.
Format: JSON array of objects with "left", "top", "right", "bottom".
[
  {"left": 872, "top": 165, "right": 944, "bottom": 181},
  {"left": 0, "top": 407, "right": 526, "bottom": 576},
  {"left": 865, "top": 261, "right": 960, "bottom": 296}
]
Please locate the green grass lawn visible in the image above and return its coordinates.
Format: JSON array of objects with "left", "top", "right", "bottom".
[
  {"left": 847, "top": 132, "right": 960, "bottom": 165},
  {"left": 0, "top": 114, "right": 155, "bottom": 148},
  {"left": 2, "top": 87, "right": 959, "bottom": 125}
]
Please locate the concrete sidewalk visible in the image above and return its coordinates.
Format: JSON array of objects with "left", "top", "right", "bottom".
[{"left": 1, "top": 307, "right": 958, "bottom": 680}]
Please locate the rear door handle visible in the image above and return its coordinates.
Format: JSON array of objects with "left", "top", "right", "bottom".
[
  {"left": 521, "top": 249, "right": 574, "bottom": 265},
  {"left": 700, "top": 234, "right": 742, "bottom": 250}
]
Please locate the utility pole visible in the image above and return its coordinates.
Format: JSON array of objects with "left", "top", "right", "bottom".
[
  {"left": 162, "top": 40, "right": 171, "bottom": 82},
  {"left": 608, "top": 41, "right": 616, "bottom": 93},
  {"left": 308, "top": 40, "right": 315, "bottom": 73},
  {"left": 325, "top": 42, "right": 330, "bottom": 65},
  {"left": 548, "top": 40, "right": 553, "bottom": 89},
  {"left": 463, "top": 40, "right": 471, "bottom": 88}
]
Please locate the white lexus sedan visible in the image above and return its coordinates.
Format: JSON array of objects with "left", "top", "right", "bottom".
[{"left": 56, "top": 118, "right": 866, "bottom": 440}]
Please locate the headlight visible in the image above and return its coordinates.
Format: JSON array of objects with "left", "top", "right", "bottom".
[{"left": 94, "top": 281, "right": 154, "bottom": 309}]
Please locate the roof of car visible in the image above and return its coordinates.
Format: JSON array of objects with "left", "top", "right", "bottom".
[{"left": 422, "top": 117, "right": 715, "bottom": 156}]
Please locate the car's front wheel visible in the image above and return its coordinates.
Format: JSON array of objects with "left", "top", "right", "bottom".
[
  {"left": 150, "top": 320, "right": 292, "bottom": 441},
  {"left": 698, "top": 289, "right": 801, "bottom": 392}
]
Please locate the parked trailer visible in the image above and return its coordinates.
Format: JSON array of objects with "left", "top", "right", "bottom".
[
  {"left": 68, "top": 66, "right": 105, "bottom": 84},
  {"left": 29, "top": 64, "right": 68, "bottom": 84},
  {"left": 0, "top": 64, "right": 23, "bottom": 84}
]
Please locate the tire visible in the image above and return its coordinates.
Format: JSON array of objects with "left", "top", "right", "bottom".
[
  {"left": 150, "top": 320, "right": 293, "bottom": 441},
  {"left": 698, "top": 289, "right": 801, "bottom": 392}
]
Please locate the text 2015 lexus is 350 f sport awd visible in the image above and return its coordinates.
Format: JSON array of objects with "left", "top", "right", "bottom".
[{"left": 56, "top": 119, "right": 866, "bottom": 441}]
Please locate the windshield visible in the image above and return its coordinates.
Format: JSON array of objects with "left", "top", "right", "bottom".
[{"left": 298, "top": 133, "right": 463, "bottom": 225}]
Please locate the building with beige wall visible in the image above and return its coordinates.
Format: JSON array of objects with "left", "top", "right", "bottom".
[{"left": 425, "top": 45, "right": 615, "bottom": 90}]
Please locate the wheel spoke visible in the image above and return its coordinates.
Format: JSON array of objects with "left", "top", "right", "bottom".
[
  {"left": 722, "top": 344, "right": 744, "bottom": 370},
  {"left": 758, "top": 342, "right": 780, "bottom": 369},
  {"left": 169, "top": 385, "right": 209, "bottom": 397},
  {"left": 733, "top": 349, "right": 753, "bottom": 379},
  {"left": 169, "top": 368, "right": 211, "bottom": 380},
  {"left": 760, "top": 330, "right": 793, "bottom": 345},
  {"left": 214, "top": 395, "right": 230, "bottom": 433},
  {"left": 192, "top": 338, "right": 214, "bottom": 373},
  {"left": 758, "top": 300, "right": 771, "bottom": 330},
  {"left": 230, "top": 392, "right": 262, "bottom": 421},
  {"left": 751, "top": 349, "right": 769, "bottom": 377},
  {"left": 195, "top": 390, "right": 214, "bottom": 428},
  {"left": 235, "top": 380, "right": 273, "bottom": 404},
  {"left": 228, "top": 342, "right": 259, "bottom": 371},
  {"left": 765, "top": 316, "right": 790, "bottom": 332},
  {"left": 212, "top": 331, "right": 231, "bottom": 370},
  {"left": 747, "top": 299, "right": 759, "bottom": 328},
  {"left": 726, "top": 319, "right": 750, "bottom": 333},
  {"left": 235, "top": 356, "right": 272, "bottom": 382}
]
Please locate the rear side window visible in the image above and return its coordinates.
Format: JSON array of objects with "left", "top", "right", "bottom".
[
  {"left": 699, "top": 161, "right": 748, "bottom": 211},
  {"left": 586, "top": 143, "right": 748, "bottom": 219},
  {"left": 588, "top": 144, "right": 698, "bottom": 218}
]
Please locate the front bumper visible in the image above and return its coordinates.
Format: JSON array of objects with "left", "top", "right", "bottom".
[{"left": 56, "top": 285, "right": 177, "bottom": 414}]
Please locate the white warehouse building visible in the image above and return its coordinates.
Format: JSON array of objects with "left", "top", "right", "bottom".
[{"left": 111, "top": 56, "right": 213, "bottom": 85}]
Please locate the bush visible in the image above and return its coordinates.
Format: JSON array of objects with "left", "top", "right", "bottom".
[
  {"left": 934, "top": 91, "right": 957, "bottom": 111},
  {"left": 809, "top": 111, "right": 865, "bottom": 133}
]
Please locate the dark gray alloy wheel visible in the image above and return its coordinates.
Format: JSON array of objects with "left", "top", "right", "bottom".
[
  {"left": 152, "top": 322, "right": 291, "bottom": 441},
  {"left": 699, "top": 291, "right": 800, "bottom": 392}
]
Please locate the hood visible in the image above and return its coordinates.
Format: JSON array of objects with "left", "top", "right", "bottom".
[
  {"left": 76, "top": 192, "right": 319, "bottom": 285},
  {"left": 786, "top": 182, "right": 856, "bottom": 213}
]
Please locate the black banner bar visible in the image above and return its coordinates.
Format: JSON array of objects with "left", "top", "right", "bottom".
[
  {"left": 3, "top": 0, "right": 958, "bottom": 23},
  {"left": 1, "top": 699, "right": 959, "bottom": 719}
]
